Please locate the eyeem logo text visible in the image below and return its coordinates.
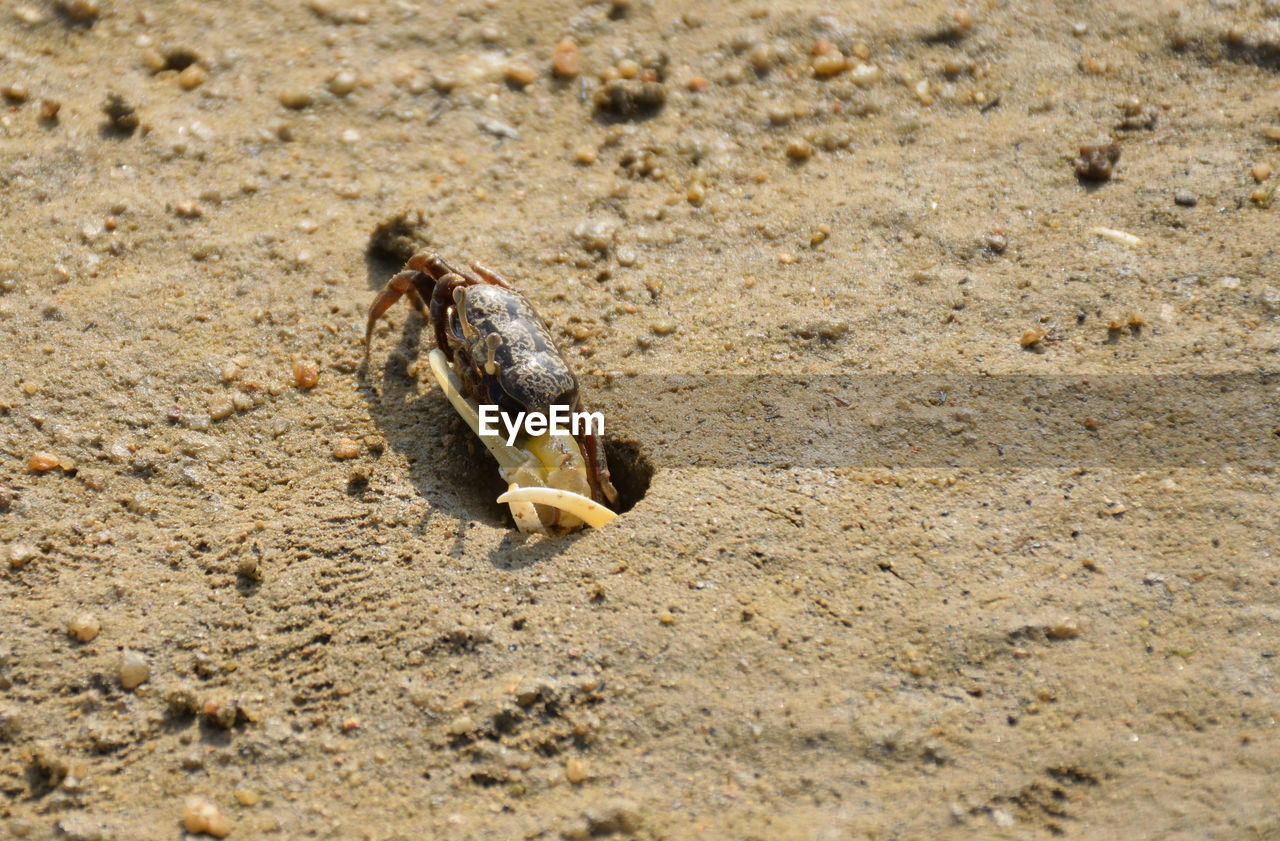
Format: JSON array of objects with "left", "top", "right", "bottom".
[{"left": 477, "top": 405, "right": 604, "bottom": 446}]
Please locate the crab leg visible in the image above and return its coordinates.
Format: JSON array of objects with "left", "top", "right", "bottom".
[{"left": 425, "top": 349, "right": 616, "bottom": 532}]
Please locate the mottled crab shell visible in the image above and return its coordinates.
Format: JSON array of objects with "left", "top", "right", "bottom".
[{"left": 459, "top": 284, "right": 578, "bottom": 413}]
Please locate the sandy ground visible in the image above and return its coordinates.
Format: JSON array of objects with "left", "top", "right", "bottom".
[{"left": 2, "top": 0, "right": 1279, "bottom": 839}]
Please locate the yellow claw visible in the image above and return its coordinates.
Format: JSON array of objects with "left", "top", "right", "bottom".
[{"left": 496, "top": 486, "right": 618, "bottom": 528}]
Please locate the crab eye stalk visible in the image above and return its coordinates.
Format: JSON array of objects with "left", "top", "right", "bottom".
[{"left": 483, "top": 333, "right": 502, "bottom": 376}]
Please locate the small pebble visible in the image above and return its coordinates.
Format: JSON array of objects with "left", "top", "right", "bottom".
[
  {"left": 1047, "top": 620, "right": 1080, "bottom": 640},
  {"left": 119, "top": 650, "right": 150, "bottom": 690},
  {"left": 178, "top": 64, "right": 207, "bottom": 90},
  {"left": 448, "top": 714, "right": 475, "bottom": 736},
  {"left": 658, "top": 611, "right": 675, "bottom": 625},
  {"left": 812, "top": 50, "right": 847, "bottom": 78},
  {"left": 182, "top": 797, "right": 231, "bottom": 838},
  {"left": 68, "top": 613, "right": 100, "bottom": 643},
  {"left": 55, "top": 0, "right": 100, "bottom": 22},
  {"left": 233, "top": 789, "right": 259, "bottom": 807},
  {"left": 565, "top": 757, "right": 590, "bottom": 783},
  {"left": 767, "top": 103, "right": 794, "bottom": 125},
  {"left": 333, "top": 438, "right": 360, "bottom": 460},
  {"left": 208, "top": 397, "right": 234, "bottom": 421},
  {"left": 28, "top": 450, "right": 64, "bottom": 472},
  {"left": 14, "top": 5, "right": 45, "bottom": 24},
  {"left": 1020, "top": 328, "right": 1046, "bottom": 348},
  {"left": 785, "top": 138, "right": 813, "bottom": 161},
  {"left": 140, "top": 48, "right": 167, "bottom": 73},
  {"left": 292, "top": 360, "right": 319, "bottom": 389},
  {"left": 848, "top": 63, "right": 882, "bottom": 87},
  {"left": 573, "top": 145, "right": 597, "bottom": 165},
  {"left": 914, "top": 79, "right": 933, "bottom": 106},
  {"left": 1253, "top": 162, "right": 1272, "bottom": 183},
  {"left": 552, "top": 38, "right": 581, "bottom": 79},
  {"left": 505, "top": 61, "right": 536, "bottom": 87},
  {"left": 175, "top": 201, "right": 202, "bottom": 219},
  {"left": 202, "top": 697, "right": 240, "bottom": 729},
  {"left": 327, "top": 70, "right": 357, "bottom": 96},
  {"left": 1173, "top": 189, "right": 1198, "bottom": 207},
  {"left": 279, "top": 88, "right": 313, "bottom": 110},
  {"left": 2, "top": 83, "right": 29, "bottom": 103},
  {"left": 38, "top": 98, "right": 61, "bottom": 121},
  {"left": 236, "top": 554, "right": 261, "bottom": 581},
  {"left": 8, "top": 543, "right": 36, "bottom": 569}
]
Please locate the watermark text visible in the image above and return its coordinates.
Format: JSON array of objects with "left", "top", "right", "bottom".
[{"left": 478, "top": 404, "right": 604, "bottom": 446}]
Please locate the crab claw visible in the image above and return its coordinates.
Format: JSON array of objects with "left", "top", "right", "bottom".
[
  {"left": 501, "top": 485, "right": 547, "bottom": 533},
  {"left": 425, "top": 348, "right": 613, "bottom": 535},
  {"left": 496, "top": 486, "right": 618, "bottom": 529}
]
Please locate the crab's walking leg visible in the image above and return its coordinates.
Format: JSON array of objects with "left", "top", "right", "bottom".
[
  {"left": 470, "top": 261, "right": 514, "bottom": 289},
  {"left": 579, "top": 432, "right": 619, "bottom": 507},
  {"left": 364, "top": 270, "right": 434, "bottom": 352}
]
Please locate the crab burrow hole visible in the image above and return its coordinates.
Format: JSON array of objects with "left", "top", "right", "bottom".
[{"left": 603, "top": 438, "right": 652, "bottom": 514}]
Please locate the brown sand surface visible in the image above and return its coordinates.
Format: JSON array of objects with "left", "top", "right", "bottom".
[{"left": 2, "top": 1, "right": 1279, "bottom": 838}]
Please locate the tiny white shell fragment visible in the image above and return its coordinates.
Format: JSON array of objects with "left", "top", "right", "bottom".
[{"left": 1088, "top": 226, "right": 1141, "bottom": 247}]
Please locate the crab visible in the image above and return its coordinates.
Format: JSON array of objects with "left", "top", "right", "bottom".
[{"left": 365, "top": 250, "right": 618, "bottom": 534}]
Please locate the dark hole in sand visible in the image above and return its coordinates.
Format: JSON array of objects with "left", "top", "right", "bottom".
[
  {"left": 162, "top": 48, "right": 202, "bottom": 72},
  {"left": 603, "top": 438, "right": 652, "bottom": 513}
]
